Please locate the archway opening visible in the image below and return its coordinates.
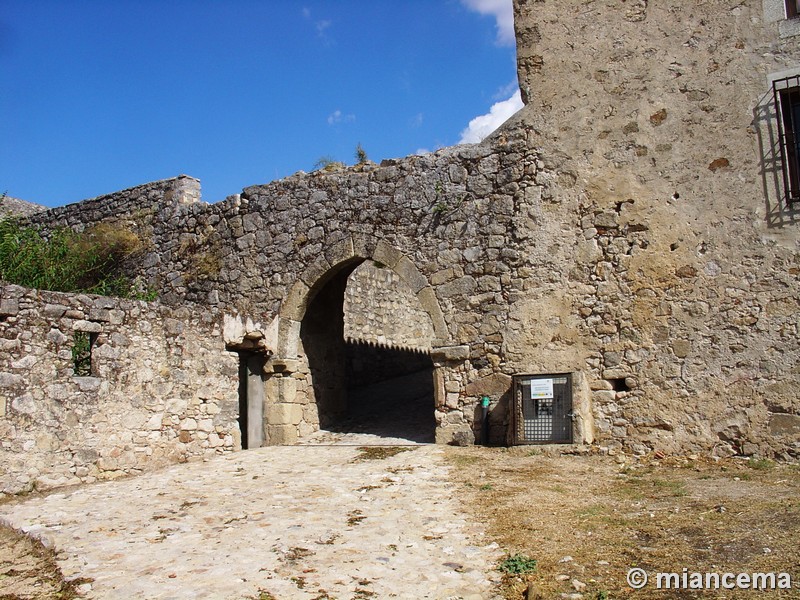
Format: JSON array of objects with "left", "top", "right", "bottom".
[{"left": 299, "top": 260, "right": 436, "bottom": 443}]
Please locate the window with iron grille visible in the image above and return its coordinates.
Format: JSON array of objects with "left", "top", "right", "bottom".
[
  {"left": 773, "top": 75, "right": 800, "bottom": 204},
  {"left": 787, "top": 0, "right": 800, "bottom": 19}
]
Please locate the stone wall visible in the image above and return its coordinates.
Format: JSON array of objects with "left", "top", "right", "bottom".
[
  {"left": 507, "top": 0, "right": 800, "bottom": 457},
  {"left": 344, "top": 261, "right": 435, "bottom": 350},
  {"left": 6, "top": 0, "right": 799, "bottom": 459},
  {"left": 0, "top": 284, "right": 239, "bottom": 497}
]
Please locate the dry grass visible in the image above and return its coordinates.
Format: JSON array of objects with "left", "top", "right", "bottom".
[
  {"left": 446, "top": 447, "right": 800, "bottom": 599},
  {"left": 350, "top": 446, "right": 417, "bottom": 462}
]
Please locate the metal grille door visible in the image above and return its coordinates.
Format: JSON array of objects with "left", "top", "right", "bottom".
[{"left": 513, "top": 374, "right": 573, "bottom": 444}]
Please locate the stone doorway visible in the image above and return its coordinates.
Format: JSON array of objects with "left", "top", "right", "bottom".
[{"left": 299, "top": 260, "right": 436, "bottom": 443}]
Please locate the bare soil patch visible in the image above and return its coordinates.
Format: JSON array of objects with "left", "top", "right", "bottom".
[
  {"left": 446, "top": 447, "right": 800, "bottom": 599},
  {"left": 0, "top": 521, "right": 83, "bottom": 599}
]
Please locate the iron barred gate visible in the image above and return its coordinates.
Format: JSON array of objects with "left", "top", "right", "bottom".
[{"left": 511, "top": 373, "right": 573, "bottom": 444}]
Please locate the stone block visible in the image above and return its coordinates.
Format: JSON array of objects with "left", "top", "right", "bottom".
[
  {"left": 277, "top": 318, "right": 301, "bottom": 358},
  {"left": 74, "top": 377, "right": 101, "bottom": 393},
  {"left": 436, "top": 424, "right": 474, "bottom": 445},
  {"left": 197, "top": 419, "right": 215, "bottom": 432},
  {"left": 42, "top": 304, "right": 67, "bottom": 318},
  {"left": 11, "top": 393, "right": 36, "bottom": 415},
  {"left": 88, "top": 308, "right": 111, "bottom": 322},
  {"left": 281, "top": 282, "right": 310, "bottom": 321},
  {"left": 416, "top": 286, "right": 448, "bottom": 341},
  {"left": 372, "top": 239, "right": 403, "bottom": 268},
  {"left": 300, "top": 254, "right": 332, "bottom": 288},
  {"left": 592, "top": 390, "right": 616, "bottom": 404},
  {"left": 0, "top": 373, "right": 24, "bottom": 388},
  {"left": 0, "top": 298, "right": 19, "bottom": 317},
  {"left": 73, "top": 320, "right": 102, "bottom": 333},
  {"left": 672, "top": 339, "right": 692, "bottom": 358},
  {"left": 768, "top": 414, "right": 800, "bottom": 437},
  {"left": 465, "top": 373, "right": 512, "bottom": 397},
  {"left": 590, "top": 379, "right": 613, "bottom": 391},
  {"left": 267, "top": 424, "right": 299, "bottom": 445},
  {"left": 431, "top": 345, "right": 470, "bottom": 363},
  {"left": 393, "top": 256, "right": 428, "bottom": 293},
  {"left": 324, "top": 236, "right": 355, "bottom": 267},
  {"left": 180, "top": 418, "right": 198, "bottom": 431},
  {"left": 437, "top": 276, "right": 477, "bottom": 298},
  {"left": 275, "top": 377, "right": 297, "bottom": 404},
  {"left": 267, "top": 403, "right": 303, "bottom": 426}
]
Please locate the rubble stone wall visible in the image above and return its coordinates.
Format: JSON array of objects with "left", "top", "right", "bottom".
[
  {"left": 0, "top": 284, "right": 239, "bottom": 496},
  {"left": 344, "top": 261, "right": 435, "bottom": 350},
  {"left": 4, "top": 0, "right": 799, "bottom": 462}
]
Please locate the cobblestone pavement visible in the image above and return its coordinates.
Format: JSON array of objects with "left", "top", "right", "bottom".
[{"left": 1, "top": 439, "right": 502, "bottom": 599}]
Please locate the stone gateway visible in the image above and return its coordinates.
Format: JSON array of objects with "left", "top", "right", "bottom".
[{"left": 1, "top": 0, "right": 799, "bottom": 495}]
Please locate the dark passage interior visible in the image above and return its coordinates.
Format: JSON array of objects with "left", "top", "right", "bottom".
[{"left": 300, "top": 260, "right": 436, "bottom": 443}]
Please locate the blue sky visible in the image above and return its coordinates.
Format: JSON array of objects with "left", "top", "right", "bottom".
[{"left": 0, "top": 0, "right": 521, "bottom": 208}]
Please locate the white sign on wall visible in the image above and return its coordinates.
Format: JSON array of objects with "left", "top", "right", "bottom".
[{"left": 528, "top": 378, "right": 554, "bottom": 399}]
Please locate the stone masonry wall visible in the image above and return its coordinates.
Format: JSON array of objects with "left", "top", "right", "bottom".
[
  {"left": 344, "top": 261, "right": 435, "bottom": 350},
  {"left": 8, "top": 0, "right": 800, "bottom": 459},
  {"left": 508, "top": 0, "right": 800, "bottom": 457},
  {"left": 0, "top": 284, "right": 239, "bottom": 497}
]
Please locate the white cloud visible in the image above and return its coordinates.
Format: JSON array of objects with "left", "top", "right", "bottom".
[
  {"left": 327, "top": 109, "right": 355, "bottom": 125},
  {"left": 458, "top": 89, "right": 523, "bottom": 144},
  {"left": 302, "top": 7, "right": 333, "bottom": 42},
  {"left": 461, "top": 0, "right": 515, "bottom": 46},
  {"left": 315, "top": 19, "right": 331, "bottom": 37},
  {"left": 409, "top": 113, "right": 424, "bottom": 128}
]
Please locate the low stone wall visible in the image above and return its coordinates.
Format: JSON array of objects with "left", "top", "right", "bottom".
[{"left": 0, "top": 284, "right": 239, "bottom": 497}]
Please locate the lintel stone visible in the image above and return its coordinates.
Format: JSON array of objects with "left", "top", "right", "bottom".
[{"left": 431, "top": 345, "right": 470, "bottom": 363}]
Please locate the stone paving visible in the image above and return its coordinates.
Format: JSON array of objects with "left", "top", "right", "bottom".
[{"left": 0, "top": 438, "right": 503, "bottom": 599}]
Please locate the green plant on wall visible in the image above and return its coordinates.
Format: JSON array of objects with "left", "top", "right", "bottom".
[
  {"left": 0, "top": 217, "right": 155, "bottom": 300},
  {"left": 313, "top": 155, "right": 345, "bottom": 172},
  {"left": 355, "top": 143, "right": 368, "bottom": 164}
]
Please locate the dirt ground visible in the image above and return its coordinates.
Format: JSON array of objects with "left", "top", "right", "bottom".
[
  {"left": 0, "top": 521, "right": 82, "bottom": 600},
  {"left": 1, "top": 448, "right": 799, "bottom": 599},
  {"left": 445, "top": 447, "right": 800, "bottom": 600}
]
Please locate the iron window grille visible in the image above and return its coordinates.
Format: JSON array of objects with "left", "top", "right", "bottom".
[{"left": 773, "top": 75, "right": 800, "bottom": 205}]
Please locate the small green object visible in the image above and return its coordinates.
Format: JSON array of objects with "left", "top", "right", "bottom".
[
  {"left": 481, "top": 396, "right": 490, "bottom": 408},
  {"left": 498, "top": 553, "right": 537, "bottom": 575}
]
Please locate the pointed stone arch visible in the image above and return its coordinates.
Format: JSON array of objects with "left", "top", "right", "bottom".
[
  {"left": 276, "top": 235, "right": 448, "bottom": 359},
  {"left": 258, "top": 234, "right": 454, "bottom": 445}
]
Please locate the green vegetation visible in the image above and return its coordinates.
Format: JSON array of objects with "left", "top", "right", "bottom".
[
  {"left": 0, "top": 217, "right": 155, "bottom": 300},
  {"left": 747, "top": 457, "right": 775, "bottom": 471},
  {"left": 313, "top": 155, "right": 346, "bottom": 171},
  {"left": 498, "top": 553, "right": 538, "bottom": 575},
  {"left": 355, "top": 142, "right": 368, "bottom": 164},
  {"left": 71, "top": 332, "right": 94, "bottom": 376}
]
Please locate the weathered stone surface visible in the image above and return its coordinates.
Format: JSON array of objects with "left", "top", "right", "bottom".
[
  {"left": 431, "top": 345, "right": 470, "bottom": 363},
  {"left": 769, "top": 414, "right": 800, "bottom": 437},
  {"left": 0, "top": 285, "right": 239, "bottom": 495},
  {"left": 464, "top": 373, "right": 512, "bottom": 398},
  {"left": 2, "top": 0, "right": 798, "bottom": 483}
]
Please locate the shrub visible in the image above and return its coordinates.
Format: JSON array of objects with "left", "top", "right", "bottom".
[
  {"left": 355, "top": 143, "right": 368, "bottom": 164},
  {"left": 0, "top": 217, "right": 154, "bottom": 300}
]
